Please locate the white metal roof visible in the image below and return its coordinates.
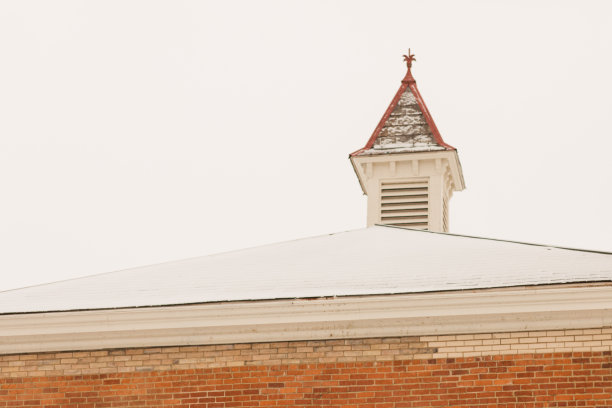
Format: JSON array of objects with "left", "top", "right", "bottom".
[{"left": 1, "top": 226, "right": 611, "bottom": 314}]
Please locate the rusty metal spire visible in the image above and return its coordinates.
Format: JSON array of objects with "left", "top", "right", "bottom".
[{"left": 402, "top": 49, "right": 416, "bottom": 84}]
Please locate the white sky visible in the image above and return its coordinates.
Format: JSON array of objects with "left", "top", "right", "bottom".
[{"left": 1, "top": 0, "right": 611, "bottom": 292}]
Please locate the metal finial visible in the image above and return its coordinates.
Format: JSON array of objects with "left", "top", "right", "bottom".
[{"left": 403, "top": 49, "right": 416, "bottom": 70}]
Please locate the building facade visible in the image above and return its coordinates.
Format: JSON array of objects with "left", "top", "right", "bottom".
[{"left": 1, "top": 55, "right": 611, "bottom": 407}]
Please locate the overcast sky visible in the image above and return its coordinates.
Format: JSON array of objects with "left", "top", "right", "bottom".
[{"left": 1, "top": 0, "right": 611, "bottom": 292}]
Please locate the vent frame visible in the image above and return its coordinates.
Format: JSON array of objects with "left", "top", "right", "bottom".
[{"left": 379, "top": 177, "right": 429, "bottom": 230}]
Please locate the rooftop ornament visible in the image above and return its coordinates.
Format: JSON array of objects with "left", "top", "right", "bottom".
[
  {"left": 401, "top": 49, "right": 416, "bottom": 84},
  {"left": 403, "top": 49, "right": 416, "bottom": 70}
]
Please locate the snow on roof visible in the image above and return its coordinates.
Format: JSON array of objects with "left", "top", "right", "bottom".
[{"left": 1, "top": 226, "right": 611, "bottom": 314}]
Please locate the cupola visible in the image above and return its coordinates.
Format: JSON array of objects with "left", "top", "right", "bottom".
[{"left": 350, "top": 51, "right": 465, "bottom": 232}]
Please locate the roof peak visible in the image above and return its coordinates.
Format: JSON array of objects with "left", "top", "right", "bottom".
[{"left": 350, "top": 52, "right": 455, "bottom": 156}]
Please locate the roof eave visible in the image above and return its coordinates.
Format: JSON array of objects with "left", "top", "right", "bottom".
[{"left": 2, "top": 285, "right": 611, "bottom": 355}]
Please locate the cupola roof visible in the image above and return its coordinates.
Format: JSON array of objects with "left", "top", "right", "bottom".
[{"left": 351, "top": 51, "right": 455, "bottom": 156}]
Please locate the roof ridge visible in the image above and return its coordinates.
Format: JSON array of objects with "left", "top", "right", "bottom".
[
  {"left": 406, "top": 79, "right": 455, "bottom": 150},
  {"left": 378, "top": 224, "right": 612, "bottom": 256}
]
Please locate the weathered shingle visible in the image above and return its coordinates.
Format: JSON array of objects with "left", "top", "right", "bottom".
[{"left": 370, "top": 89, "right": 443, "bottom": 152}]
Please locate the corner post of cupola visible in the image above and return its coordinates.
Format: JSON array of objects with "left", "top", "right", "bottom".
[{"left": 350, "top": 51, "right": 465, "bottom": 233}]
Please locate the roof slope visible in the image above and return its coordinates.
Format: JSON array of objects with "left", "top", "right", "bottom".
[
  {"left": 351, "top": 55, "right": 455, "bottom": 156},
  {"left": 1, "top": 226, "right": 611, "bottom": 314}
]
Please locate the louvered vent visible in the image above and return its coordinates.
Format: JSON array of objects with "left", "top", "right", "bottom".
[{"left": 380, "top": 180, "right": 429, "bottom": 229}]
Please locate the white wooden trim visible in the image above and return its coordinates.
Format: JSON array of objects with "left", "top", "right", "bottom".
[{"left": 1, "top": 285, "right": 611, "bottom": 354}]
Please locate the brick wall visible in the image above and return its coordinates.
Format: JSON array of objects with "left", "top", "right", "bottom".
[{"left": 1, "top": 328, "right": 611, "bottom": 407}]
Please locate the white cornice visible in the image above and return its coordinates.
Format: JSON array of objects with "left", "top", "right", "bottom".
[
  {"left": 350, "top": 150, "right": 465, "bottom": 194},
  {"left": 1, "top": 285, "right": 611, "bottom": 355}
]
